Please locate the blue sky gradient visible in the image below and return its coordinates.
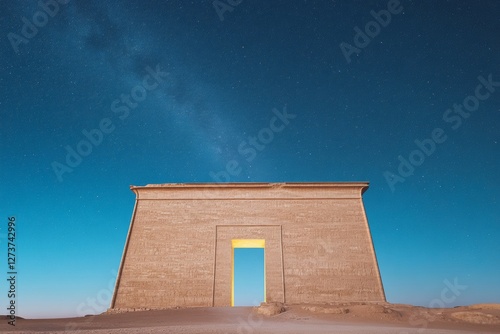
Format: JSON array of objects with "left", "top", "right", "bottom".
[
  {"left": 233, "top": 248, "right": 265, "bottom": 307},
  {"left": 0, "top": 0, "right": 499, "bottom": 318}
]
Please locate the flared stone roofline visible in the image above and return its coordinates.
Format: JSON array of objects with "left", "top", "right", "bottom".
[{"left": 129, "top": 182, "right": 370, "bottom": 200}]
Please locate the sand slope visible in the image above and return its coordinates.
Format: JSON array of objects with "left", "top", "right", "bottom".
[{"left": 2, "top": 303, "right": 499, "bottom": 334}]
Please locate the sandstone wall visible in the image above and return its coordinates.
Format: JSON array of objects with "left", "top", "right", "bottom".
[{"left": 112, "top": 183, "right": 385, "bottom": 309}]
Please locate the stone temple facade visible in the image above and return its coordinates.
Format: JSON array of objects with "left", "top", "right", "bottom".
[{"left": 111, "top": 182, "right": 385, "bottom": 309}]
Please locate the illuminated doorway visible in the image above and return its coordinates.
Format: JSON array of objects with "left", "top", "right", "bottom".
[{"left": 231, "top": 239, "right": 265, "bottom": 306}]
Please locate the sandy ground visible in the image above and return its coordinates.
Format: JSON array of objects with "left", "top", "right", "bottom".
[{"left": 2, "top": 303, "right": 500, "bottom": 334}]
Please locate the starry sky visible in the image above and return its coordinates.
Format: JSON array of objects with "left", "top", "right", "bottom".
[{"left": 0, "top": 0, "right": 499, "bottom": 319}]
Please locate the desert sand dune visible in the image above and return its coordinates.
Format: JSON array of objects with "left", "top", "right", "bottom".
[{"left": 2, "top": 303, "right": 499, "bottom": 334}]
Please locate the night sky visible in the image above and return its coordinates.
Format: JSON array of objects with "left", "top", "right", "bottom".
[{"left": 0, "top": 0, "right": 499, "bottom": 319}]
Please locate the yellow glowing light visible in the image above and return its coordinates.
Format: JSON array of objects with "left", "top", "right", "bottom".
[{"left": 232, "top": 239, "right": 265, "bottom": 248}]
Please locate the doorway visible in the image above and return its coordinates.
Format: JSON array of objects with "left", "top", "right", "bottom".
[{"left": 231, "top": 239, "right": 265, "bottom": 306}]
